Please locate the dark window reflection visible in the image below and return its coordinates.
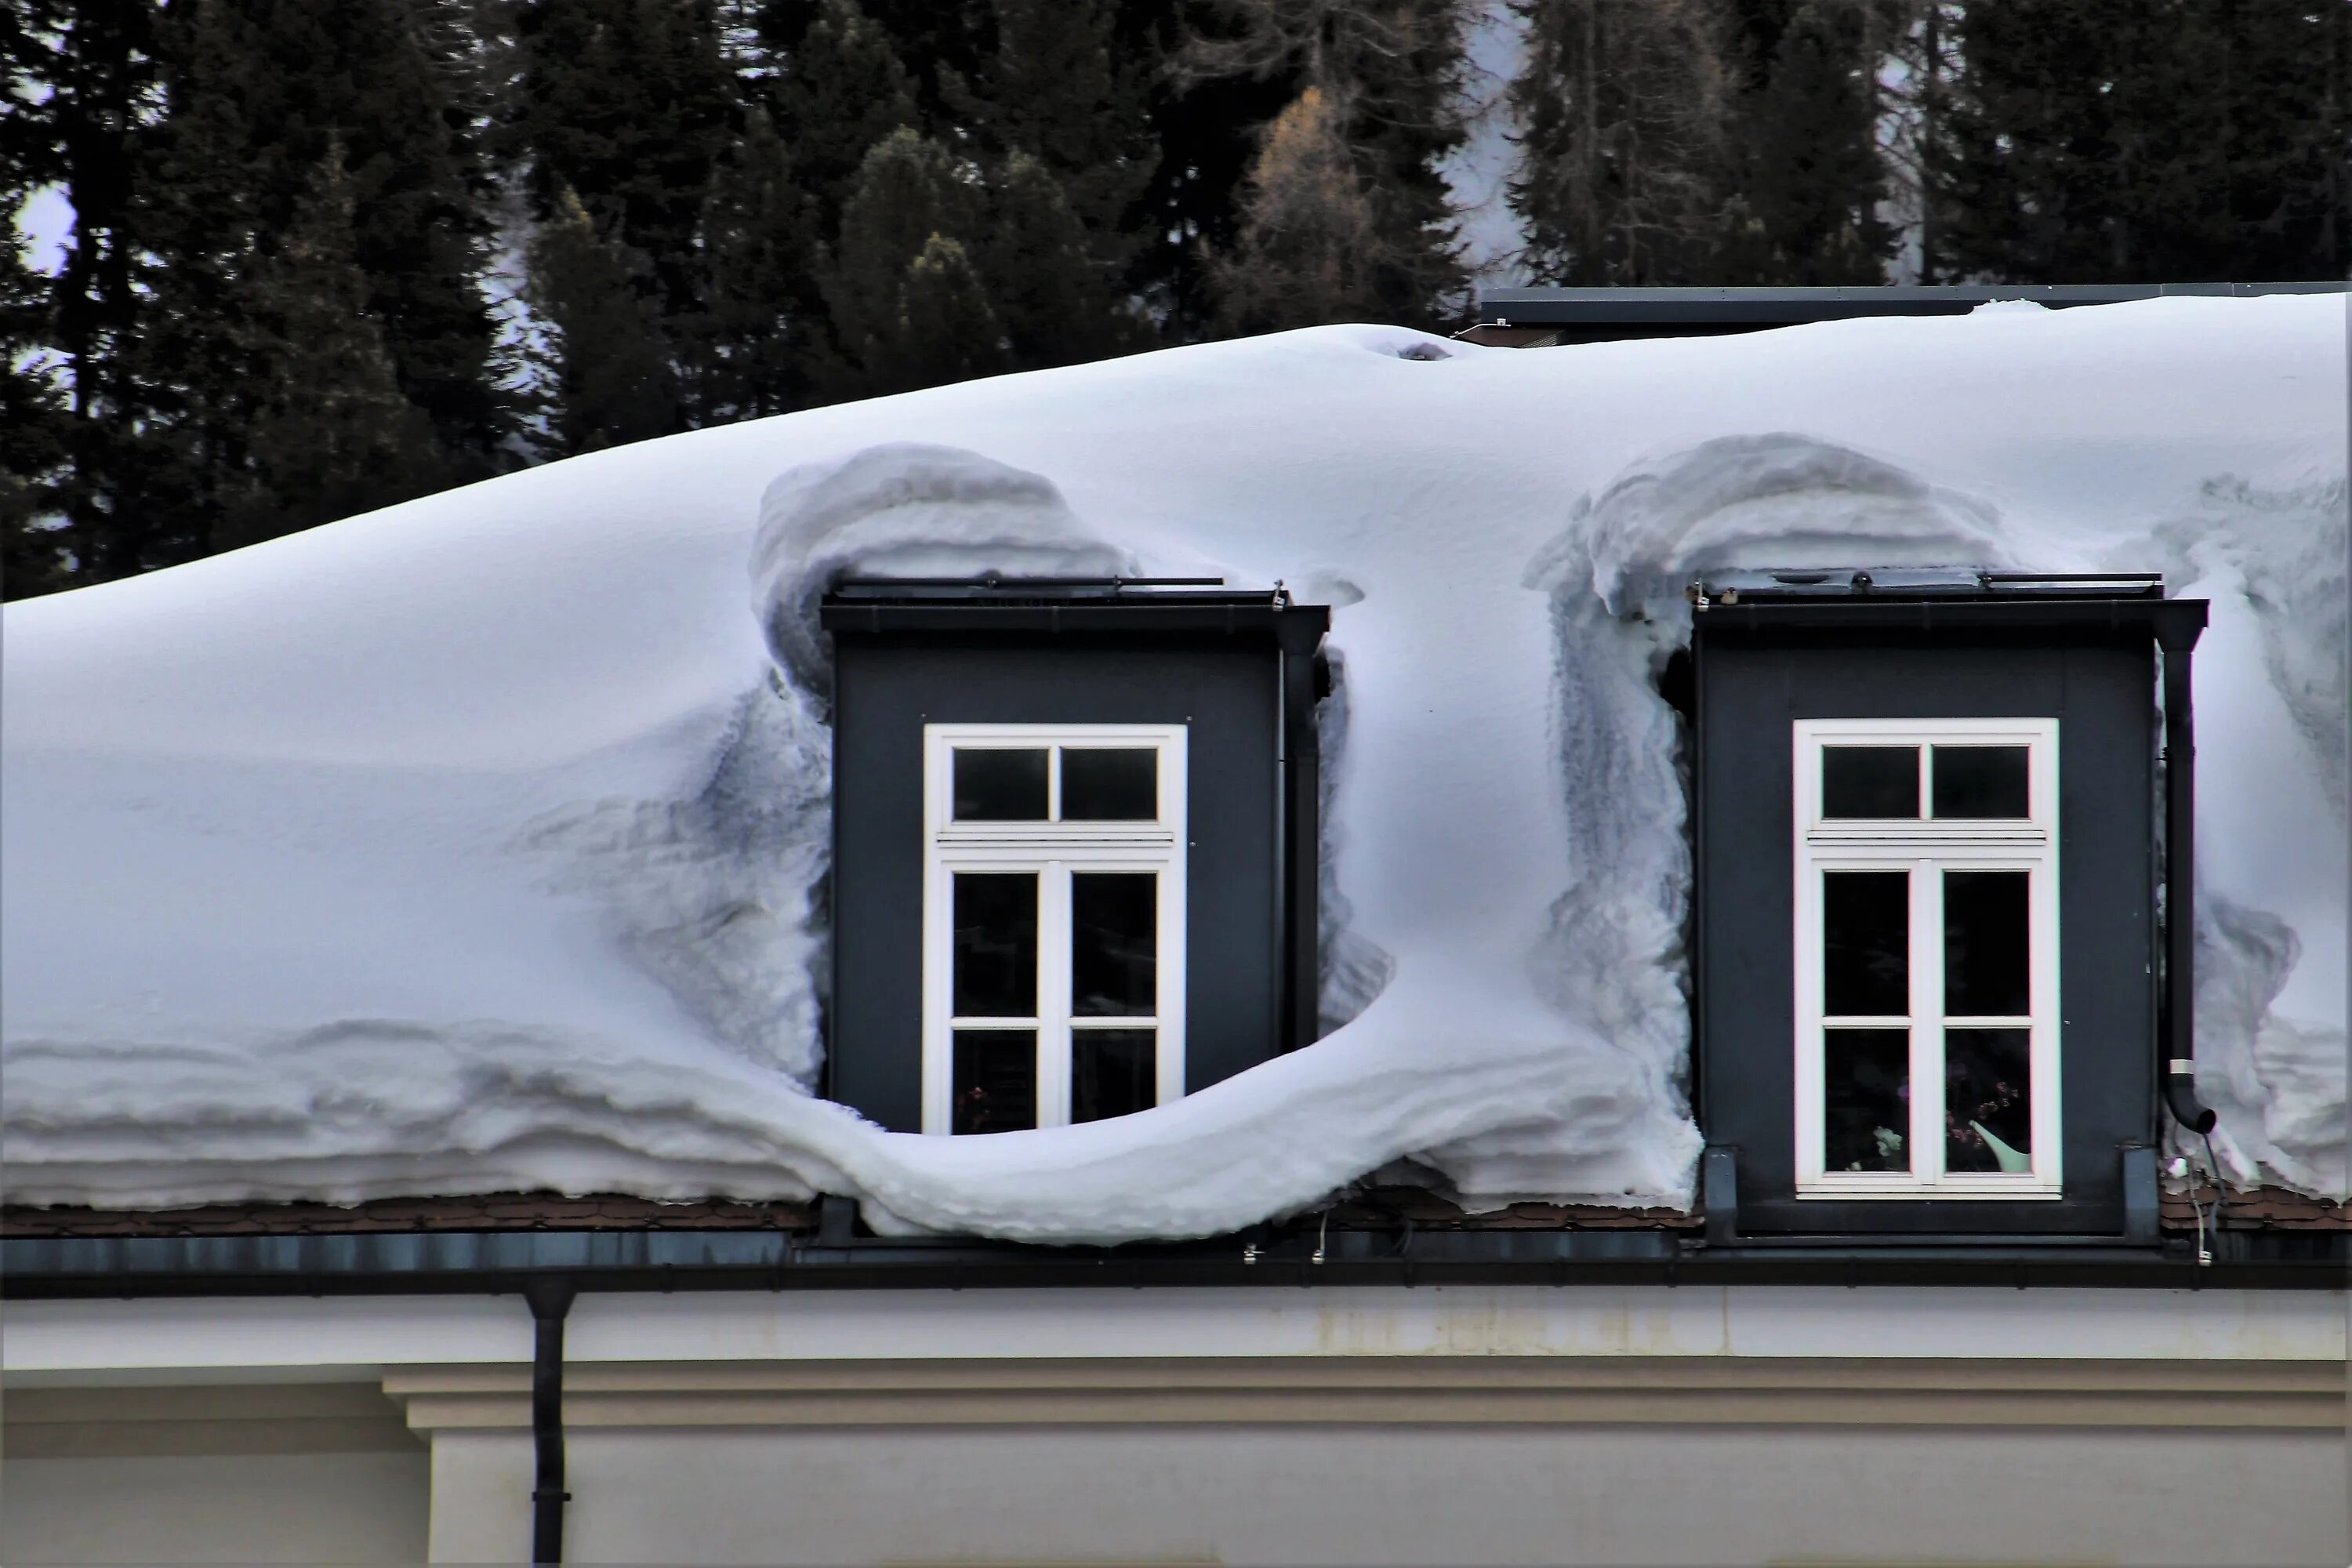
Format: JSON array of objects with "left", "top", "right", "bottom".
[
  {"left": 1946, "top": 1027, "right": 2031, "bottom": 1172},
  {"left": 953, "top": 748, "right": 1047, "bottom": 821},
  {"left": 1933, "top": 746, "right": 2030, "bottom": 818},
  {"left": 952, "top": 1029, "right": 1036, "bottom": 1134},
  {"left": 1072, "top": 1028, "right": 1156, "bottom": 1123},
  {"left": 1825, "top": 1028, "right": 1911, "bottom": 1172},
  {"left": 1062, "top": 749, "right": 1157, "bottom": 821},
  {"left": 1072, "top": 873, "right": 1156, "bottom": 1016},
  {"left": 953, "top": 873, "right": 1037, "bottom": 1017},
  {"left": 1944, "top": 870, "right": 2030, "bottom": 1017},
  {"left": 1824, "top": 871, "right": 1909, "bottom": 1016},
  {"left": 1823, "top": 746, "right": 1919, "bottom": 818}
]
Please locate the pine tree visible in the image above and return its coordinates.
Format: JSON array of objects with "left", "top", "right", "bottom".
[
  {"left": 512, "top": 0, "right": 739, "bottom": 325},
  {"left": 765, "top": 0, "right": 920, "bottom": 237},
  {"left": 7, "top": 0, "right": 174, "bottom": 590},
  {"left": 694, "top": 107, "right": 821, "bottom": 421},
  {"left": 1928, "top": 0, "right": 2349, "bottom": 282},
  {"left": 945, "top": 0, "right": 1154, "bottom": 260},
  {"left": 158, "top": 0, "right": 506, "bottom": 470},
  {"left": 1190, "top": 0, "right": 1472, "bottom": 328},
  {"left": 1210, "top": 86, "right": 1385, "bottom": 332},
  {"left": 982, "top": 152, "right": 1146, "bottom": 369},
  {"left": 1508, "top": 0, "right": 1740, "bottom": 285},
  {"left": 1126, "top": 0, "right": 1304, "bottom": 339},
  {"left": 824, "top": 129, "right": 1009, "bottom": 398},
  {"left": 894, "top": 235, "right": 1014, "bottom": 389},
  {"left": 1739, "top": 0, "right": 1893, "bottom": 283},
  {"left": 222, "top": 143, "right": 440, "bottom": 550},
  {"left": 528, "top": 187, "right": 684, "bottom": 454}
]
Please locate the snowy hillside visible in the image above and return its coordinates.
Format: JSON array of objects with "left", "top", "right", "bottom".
[{"left": 4, "top": 299, "right": 2345, "bottom": 1238}]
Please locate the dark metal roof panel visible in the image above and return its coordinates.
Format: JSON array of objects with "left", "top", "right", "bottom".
[{"left": 1477, "top": 282, "right": 2349, "bottom": 328}]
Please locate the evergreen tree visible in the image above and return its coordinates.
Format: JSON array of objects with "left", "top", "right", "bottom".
[
  {"left": 764, "top": 0, "right": 919, "bottom": 238},
  {"left": 7, "top": 0, "right": 172, "bottom": 590},
  {"left": 895, "top": 235, "right": 1015, "bottom": 388},
  {"left": 1210, "top": 86, "right": 1385, "bottom": 331},
  {"left": 512, "top": 0, "right": 738, "bottom": 323},
  {"left": 1738, "top": 0, "right": 1893, "bottom": 283},
  {"left": 944, "top": 0, "right": 1154, "bottom": 260},
  {"left": 528, "top": 187, "right": 683, "bottom": 455},
  {"left": 694, "top": 107, "right": 821, "bottom": 421},
  {"left": 222, "top": 143, "right": 440, "bottom": 550},
  {"left": 1509, "top": 0, "right": 1740, "bottom": 285},
  {"left": 824, "top": 129, "right": 1009, "bottom": 397},
  {"left": 150, "top": 0, "right": 506, "bottom": 470},
  {"left": 982, "top": 152, "right": 1146, "bottom": 369},
  {"left": 1929, "top": 1, "right": 2350, "bottom": 281},
  {"left": 1191, "top": 0, "right": 1472, "bottom": 328},
  {"left": 1127, "top": 0, "right": 1305, "bottom": 339}
]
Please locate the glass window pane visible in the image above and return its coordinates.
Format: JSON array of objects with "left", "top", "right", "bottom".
[
  {"left": 1945, "top": 1027, "right": 2032, "bottom": 1173},
  {"left": 1822, "top": 746, "right": 1920, "bottom": 818},
  {"left": 1944, "top": 870, "right": 2030, "bottom": 1017},
  {"left": 1061, "top": 748, "right": 1157, "bottom": 821},
  {"left": 953, "top": 748, "right": 1047, "bottom": 821},
  {"left": 1072, "top": 1028, "right": 1156, "bottom": 1123},
  {"left": 1072, "top": 872, "right": 1156, "bottom": 1017},
  {"left": 1825, "top": 1028, "right": 1911, "bottom": 1173},
  {"left": 952, "top": 1029, "right": 1036, "bottom": 1134},
  {"left": 952, "top": 873, "right": 1037, "bottom": 1018},
  {"left": 1824, "top": 870, "right": 1909, "bottom": 1016},
  {"left": 1933, "top": 746, "right": 2030, "bottom": 818}
]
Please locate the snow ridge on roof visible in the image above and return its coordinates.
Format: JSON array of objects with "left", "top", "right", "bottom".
[{"left": 3, "top": 301, "right": 2344, "bottom": 1236}]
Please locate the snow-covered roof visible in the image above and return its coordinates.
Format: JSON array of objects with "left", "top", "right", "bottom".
[{"left": 3, "top": 299, "right": 2344, "bottom": 1240}]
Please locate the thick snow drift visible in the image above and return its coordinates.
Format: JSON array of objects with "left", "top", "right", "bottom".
[{"left": 4, "top": 298, "right": 2345, "bottom": 1234}]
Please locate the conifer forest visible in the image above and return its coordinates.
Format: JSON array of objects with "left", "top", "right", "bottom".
[{"left": 6, "top": 1, "right": 2349, "bottom": 598}]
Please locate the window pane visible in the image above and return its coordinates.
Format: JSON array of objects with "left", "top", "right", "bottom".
[
  {"left": 1944, "top": 870, "right": 2030, "bottom": 1017},
  {"left": 1945, "top": 1027, "right": 2032, "bottom": 1174},
  {"left": 1822, "top": 746, "right": 1920, "bottom": 818},
  {"left": 1825, "top": 1028, "right": 1911, "bottom": 1173},
  {"left": 1933, "top": 746, "right": 2030, "bottom": 818},
  {"left": 953, "top": 873, "right": 1037, "bottom": 1017},
  {"left": 952, "top": 1029, "right": 1036, "bottom": 1134},
  {"left": 953, "top": 748, "right": 1047, "bottom": 821},
  {"left": 1061, "top": 748, "right": 1157, "bottom": 821},
  {"left": 1824, "top": 870, "right": 1909, "bottom": 1016},
  {"left": 1072, "top": 1028, "right": 1156, "bottom": 1123},
  {"left": 1072, "top": 872, "right": 1156, "bottom": 1016}
]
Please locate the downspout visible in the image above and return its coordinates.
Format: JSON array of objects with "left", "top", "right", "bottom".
[
  {"left": 524, "top": 1276, "right": 579, "bottom": 1566},
  {"left": 2156, "top": 608, "right": 2216, "bottom": 1136}
]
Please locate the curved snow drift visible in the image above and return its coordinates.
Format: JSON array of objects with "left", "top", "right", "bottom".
[{"left": 3, "top": 301, "right": 2344, "bottom": 1232}]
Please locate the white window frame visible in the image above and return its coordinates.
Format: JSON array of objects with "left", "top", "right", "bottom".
[
  {"left": 1792, "top": 717, "right": 2062, "bottom": 1198},
  {"left": 920, "top": 723, "right": 1188, "bottom": 1134}
]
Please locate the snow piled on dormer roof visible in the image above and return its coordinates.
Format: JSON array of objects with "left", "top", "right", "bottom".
[{"left": 2, "top": 298, "right": 2343, "bottom": 1236}]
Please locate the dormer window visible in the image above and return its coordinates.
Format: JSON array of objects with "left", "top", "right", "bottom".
[
  {"left": 1690, "top": 571, "right": 2207, "bottom": 1239},
  {"left": 820, "top": 579, "right": 1327, "bottom": 1136},
  {"left": 1792, "top": 719, "right": 2061, "bottom": 1196}
]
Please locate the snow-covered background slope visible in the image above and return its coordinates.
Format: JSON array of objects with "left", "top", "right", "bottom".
[{"left": 5, "top": 298, "right": 2345, "bottom": 1236}]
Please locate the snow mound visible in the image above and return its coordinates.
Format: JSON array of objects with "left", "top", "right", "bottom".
[{"left": 4, "top": 301, "right": 2345, "bottom": 1233}]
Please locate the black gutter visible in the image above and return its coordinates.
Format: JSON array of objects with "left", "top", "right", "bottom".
[
  {"left": 5, "top": 1224, "right": 2339, "bottom": 1296},
  {"left": 2157, "top": 613, "right": 2219, "bottom": 1136},
  {"left": 524, "top": 1277, "right": 576, "bottom": 1566}
]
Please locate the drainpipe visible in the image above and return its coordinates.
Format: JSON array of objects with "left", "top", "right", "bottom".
[
  {"left": 2156, "top": 608, "right": 2216, "bottom": 1136},
  {"left": 524, "top": 1276, "right": 578, "bottom": 1566}
]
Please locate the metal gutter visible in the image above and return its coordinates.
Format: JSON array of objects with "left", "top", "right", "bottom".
[
  {"left": 5, "top": 1225, "right": 2339, "bottom": 1298},
  {"left": 2157, "top": 616, "right": 2219, "bottom": 1136},
  {"left": 524, "top": 1277, "right": 575, "bottom": 1566}
]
